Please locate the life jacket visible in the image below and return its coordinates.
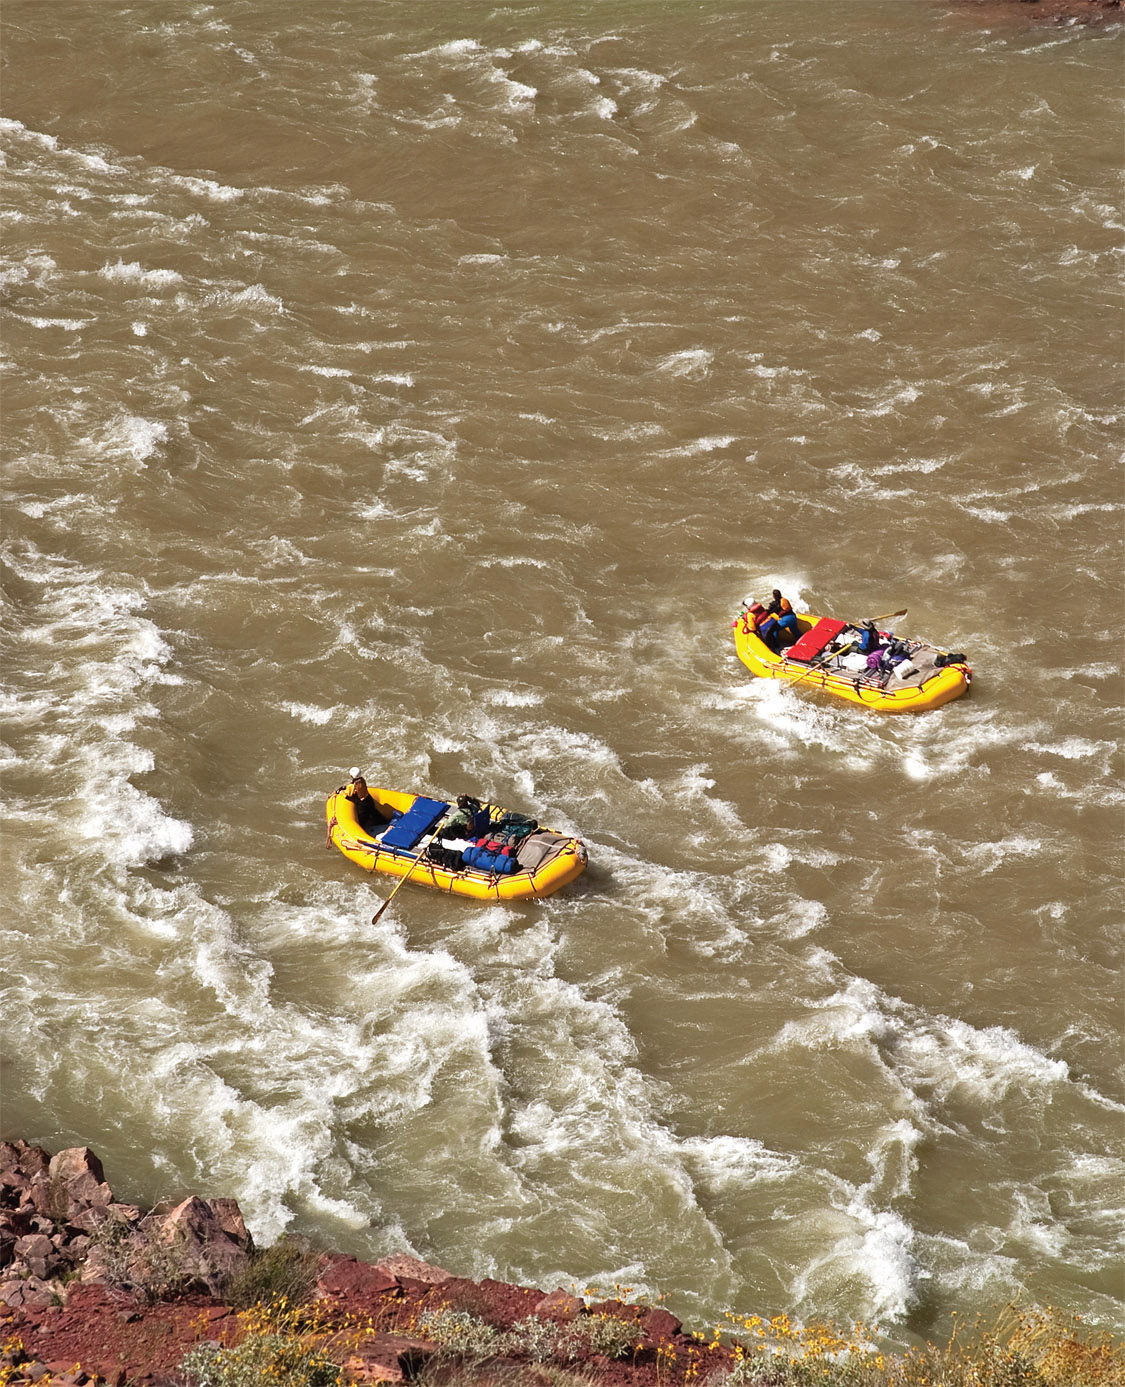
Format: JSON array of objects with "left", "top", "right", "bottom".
[{"left": 740, "top": 602, "right": 767, "bottom": 634}]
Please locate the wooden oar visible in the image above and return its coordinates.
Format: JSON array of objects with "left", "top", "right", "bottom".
[
  {"left": 370, "top": 823, "right": 444, "bottom": 925},
  {"left": 860, "top": 607, "right": 907, "bottom": 627}
]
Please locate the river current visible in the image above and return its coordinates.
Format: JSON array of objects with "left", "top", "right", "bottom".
[{"left": 1, "top": 0, "right": 1122, "bottom": 1345}]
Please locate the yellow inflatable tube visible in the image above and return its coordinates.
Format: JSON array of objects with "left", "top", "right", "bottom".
[
  {"left": 325, "top": 785, "right": 588, "bottom": 902},
  {"left": 733, "top": 611, "right": 971, "bottom": 713}
]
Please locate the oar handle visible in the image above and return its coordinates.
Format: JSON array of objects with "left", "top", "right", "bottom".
[
  {"left": 860, "top": 608, "right": 907, "bottom": 626},
  {"left": 370, "top": 821, "right": 445, "bottom": 924}
]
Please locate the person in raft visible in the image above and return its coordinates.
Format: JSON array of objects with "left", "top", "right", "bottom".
[
  {"left": 346, "top": 774, "right": 394, "bottom": 836},
  {"left": 752, "top": 590, "right": 799, "bottom": 652},
  {"left": 766, "top": 590, "right": 801, "bottom": 645}
]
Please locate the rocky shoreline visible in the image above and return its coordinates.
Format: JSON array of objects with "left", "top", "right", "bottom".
[{"left": 0, "top": 1140, "right": 721, "bottom": 1386}]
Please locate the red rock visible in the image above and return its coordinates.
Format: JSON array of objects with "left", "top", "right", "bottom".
[
  {"left": 0, "top": 1142, "right": 51, "bottom": 1181},
  {"left": 435, "top": 1275, "right": 544, "bottom": 1329},
  {"left": 46, "top": 1362, "right": 88, "bottom": 1384},
  {"left": 342, "top": 1355, "right": 404, "bottom": 1385},
  {"left": 0, "top": 1210, "right": 34, "bottom": 1239},
  {"left": 340, "top": 1333, "right": 436, "bottom": 1384},
  {"left": 59, "top": 1172, "right": 115, "bottom": 1220},
  {"left": 48, "top": 1149, "right": 107, "bottom": 1190},
  {"left": 533, "top": 1287, "right": 585, "bottom": 1322},
  {"left": 637, "top": 1307, "right": 682, "bottom": 1341},
  {"left": 25, "top": 1178, "right": 55, "bottom": 1217},
  {"left": 318, "top": 1254, "right": 401, "bottom": 1301},
  {"left": 374, "top": 1253, "right": 453, "bottom": 1285},
  {"left": 15, "top": 1234, "right": 62, "bottom": 1281},
  {"left": 204, "top": 1199, "right": 252, "bottom": 1249},
  {"left": 154, "top": 1196, "right": 251, "bottom": 1294}
]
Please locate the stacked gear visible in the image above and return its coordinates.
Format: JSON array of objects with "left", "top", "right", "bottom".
[{"left": 463, "top": 813, "right": 539, "bottom": 876}]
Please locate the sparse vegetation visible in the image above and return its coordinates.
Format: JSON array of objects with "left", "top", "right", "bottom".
[
  {"left": 418, "top": 1307, "right": 509, "bottom": 1359},
  {"left": 179, "top": 1303, "right": 342, "bottom": 1387},
  {"left": 172, "top": 1299, "right": 1125, "bottom": 1387},
  {"left": 225, "top": 1236, "right": 321, "bottom": 1310},
  {"left": 154, "top": 1295, "right": 1125, "bottom": 1387},
  {"left": 712, "top": 1305, "right": 1125, "bottom": 1387},
  {"left": 85, "top": 1208, "right": 193, "bottom": 1303},
  {"left": 416, "top": 1305, "right": 642, "bottom": 1366}
]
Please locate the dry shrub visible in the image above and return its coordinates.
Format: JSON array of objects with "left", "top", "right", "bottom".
[{"left": 225, "top": 1236, "right": 320, "bottom": 1310}]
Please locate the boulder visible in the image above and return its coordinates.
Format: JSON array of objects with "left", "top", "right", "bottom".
[
  {"left": 0, "top": 1273, "right": 55, "bottom": 1310},
  {"left": 533, "top": 1287, "right": 585, "bottom": 1322},
  {"left": 153, "top": 1195, "right": 251, "bottom": 1295},
  {"left": 374, "top": 1253, "right": 453, "bottom": 1285},
  {"left": 47, "top": 1150, "right": 114, "bottom": 1221},
  {"left": 14, "top": 1233, "right": 63, "bottom": 1282},
  {"left": 204, "top": 1198, "right": 252, "bottom": 1250},
  {"left": 317, "top": 1255, "right": 401, "bottom": 1302},
  {"left": 0, "top": 1210, "right": 35, "bottom": 1239},
  {"left": 23, "top": 1178, "right": 55, "bottom": 1218},
  {"left": 48, "top": 1148, "right": 106, "bottom": 1189},
  {"left": 340, "top": 1333, "right": 436, "bottom": 1385},
  {"left": 636, "top": 1306, "right": 683, "bottom": 1342},
  {"left": 0, "top": 1142, "right": 51, "bottom": 1182},
  {"left": 66, "top": 1206, "right": 113, "bottom": 1237}
]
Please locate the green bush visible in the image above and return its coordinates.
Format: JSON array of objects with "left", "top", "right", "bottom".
[
  {"left": 225, "top": 1237, "right": 321, "bottom": 1310},
  {"left": 416, "top": 1306, "right": 641, "bottom": 1368},
  {"left": 417, "top": 1308, "right": 507, "bottom": 1358},
  {"left": 566, "top": 1312, "right": 641, "bottom": 1360},
  {"left": 180, "top": 1332, "right": 339, "bottom": 1387}
]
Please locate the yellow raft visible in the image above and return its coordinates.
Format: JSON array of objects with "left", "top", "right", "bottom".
[
  {"left": 325, "top": 784, "right": 588, "bottom": 902},
  {"left": 733, "top": 609, "right": 971, "bottom": 713}
]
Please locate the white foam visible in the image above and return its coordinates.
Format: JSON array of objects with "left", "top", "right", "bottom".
[
  {"left": 679, "top": 1135, "right": 799, "bottom": 1190},
  {"left": 280, "top": 701, "right": 337, "bottom": 726},
  {"left": 21, "top": 315, "right": 91, "bottom": 330},
  {"left": 965, "top": 835, "right": 1044, "bottom": 874},
  {"left": 191, "top": 283, "right": 283, "bottom": 313},
  {"left": 481, "top": 689, "right": 543, "bottom": 707},
  {"left": 98, "top": 259, "right": 183, "bottom": 288},
  {"left": 429, "top": 39, "right": 481, "bottom": 57},
  {"left": 490, "top": 71, "right": 537, "bottom": 108},
  {"left": 100, "top": 414, "right": 169, "bottom": 465},
  {"left": 1022, "top": 736, "right": 1106, "bottom": 761},
  {"left": 656, "top": 348, "right": 713, "bottom": 379},
  {"left": 167, "top": 172, "right": 245, "bottom": 202},
  {"left": 75, "top": 773, "right": 193, "bottom": 867}
]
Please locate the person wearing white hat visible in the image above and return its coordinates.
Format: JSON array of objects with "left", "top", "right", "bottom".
[{"left": 345, "top": 771, "right": 392, "bottom": 836}]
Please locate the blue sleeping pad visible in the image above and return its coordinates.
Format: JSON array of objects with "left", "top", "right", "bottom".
[{"left": 378, "top": 796, "right": 448, "bottom": 852}]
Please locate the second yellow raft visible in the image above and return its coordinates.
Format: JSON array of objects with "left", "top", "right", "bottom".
[{"left": 733, "top": 609, "right": 971, "bottom": 713}]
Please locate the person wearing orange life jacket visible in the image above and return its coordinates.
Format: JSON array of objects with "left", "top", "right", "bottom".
[{"left": 765, "top": 589, "right": 800, "bottom": 646}]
